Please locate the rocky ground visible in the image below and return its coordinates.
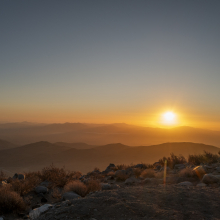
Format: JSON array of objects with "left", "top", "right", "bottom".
[{"left": 1, "top": 161, "right": 220, "bottom": 220}]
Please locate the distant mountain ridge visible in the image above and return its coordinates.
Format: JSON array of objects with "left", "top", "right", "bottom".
[
  {"left": 0, "top": 139, "right": 17, "bottom": 150},
  {"left": 0, "top": 141, "right": 219, "bottom": 174},
  {"left": 0, "top": 122, "right": 220, "bottom": 147}
]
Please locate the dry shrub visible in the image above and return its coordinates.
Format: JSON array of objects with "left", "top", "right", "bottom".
[
  {"left": 188, "top": 151, "right": 219, "bottom": 165},
  {"left": 159, "top": 153, "right": 187, "bottom": 169},
  {"left": 179, "top": 168, "right": 197, "bottom": 178},
  {"left": 64, "top": 180, "right": 87, "bottom": 197},
  {"left": 51, "top": 187, "right": 62, "bottom": 199},
  {"left": 93, "top": 167, "right": 100, "bottom": 172},
  {"left": 155, "top": 171, "right": 164, "bottom": 179},
  {"left": 9, "top": 175, "right": 41, "bottom": 196},
  {"left": 115, "top": 173, "right": 129, "bottom": 181},
  {"left": 134, "top": 168, "right": 142, "bottom": 178},
  {"left": 85, "top": 179, "right": 101, "bottom": 193},
  {"left": 107, "top": 171, "right": 115, "bottom": 176},
  {"left": 140, "top": 169, "right": 155, "bottom": 178},
  {"left": 0, "top": 170, "right": 7, "bottom": 181},
  {"left": 112, "top": 164, "right": 131, "bottom": 171},
  {"left": 0, "top": 187, "right": 26, "bottom": 214},
  {"left": 41, "top": 164, "right": 81, "bottom": 188}
]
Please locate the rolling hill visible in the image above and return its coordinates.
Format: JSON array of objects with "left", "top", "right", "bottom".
[{"left": 0, "top": 141, "right": 219, "bottom": 174}]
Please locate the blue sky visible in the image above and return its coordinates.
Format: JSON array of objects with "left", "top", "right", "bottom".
[{"left": 1, "top": 0, "right": 220, "bottom": 129}]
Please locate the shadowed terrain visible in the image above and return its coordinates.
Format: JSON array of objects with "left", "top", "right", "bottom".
[{"left": 0, "top": 141, "right": 219, "bottom": 174}]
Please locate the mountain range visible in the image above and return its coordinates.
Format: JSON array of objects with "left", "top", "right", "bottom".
[{"left": 0, "top": 122, "right": 220, "bottom": 147}]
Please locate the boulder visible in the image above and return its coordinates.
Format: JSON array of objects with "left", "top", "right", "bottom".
[
  {"left": 125, "top": 177, "right": 140, "bottom": 185},
  {"left": 62, "top": 192, "right": 81, "bottom": 201},
  {"left": 178, "top": 181, "right": 193, "bottom": 186},
  {"left": 40, "top": 181, "right": 50, "bottom": 187},
  {"left": 196, "top": 183, "right": 207, "bottom": 187},
  {"left": 135, "top": 164, "right": 144, "bottom": 169},
  {"left": 0, "top": 180, "right": 7, "bottom": 186},
  {"left": 174, "top": 164, "right": 185, "bottom": 170},
  {"left": 193, "top": 166, "right": 206, "bottom": 179},
  {"left": 29, "top": 204, "right": 53, "bottom": 220},
  {"left": 35, "top": 186, "right": 48, "bottom": 194},
  {"left": 142, "top": 178, "right": 152, "bottom": 184},
  {"left": 0, "top": 217, "right": 4, "bottom": 220},
  {"left": 104, "top": 163, "right": 116, "bottom": 173},
  {"left": 101, "top": 183, "right": 111, "bottom": 190},
  {"left": 13, "top": 173, "right": 25, "bottom": 180},
  {"left": 202, "top": 174, "right": 219, "bottom": 184}
]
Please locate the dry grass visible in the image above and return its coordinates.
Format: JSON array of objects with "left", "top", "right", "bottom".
[
  {"left": 159, "top": 153, "right": 187, "bottom": 169},
  {"left": 85, "top": 179, "right": 101, "bottom": 193},
  {"left": 107, "top": 171, "right": 115, "bottom": 176},
  {"left": 115, "top": 172, "right": 129, "bottom": 181},
  {"left": 51, "top": 187, "right": 62, "bottom": 199},
  {"left": 41, "top": 164, "right": 81, "bottom": 188},
  {"left": 140, "top": 169, "right": 155, "bottom": 178},
  {"left": 134, "top": 168, "right": 142, "bottom": 178},
  {"left": 9, "top": 176, "right": 41, "bottom": 196},
  {"left": 155, "top": 171, "right": 164, "bottom": 179},
  {"left": 64, "top": 180, "right": 87, "bottom": 197},
  {"left": 0, "top": 170, "right": 7, "bottom": 181},
  {"left": 93, "top": 167, "right": 100, "bottom": 172},
  {"left": 0, "top": 187, "right": 26, "bottom": 214},
  {"left": 188, "top": 151, "right": 219, "bottom": 165},
  {"left": 112, "top": 164, "right": 131, "bottom": 171},
  {"left": 179, "top": 168, "right": 198, "bottom": 178}
]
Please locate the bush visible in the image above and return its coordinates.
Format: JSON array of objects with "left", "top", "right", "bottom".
[
  {"left": 85, "top": 179, "right": 101, "bottom": 193},
  {"left": 9, "top": 175, "right": 41, "bottom": 196},
  {"left": 115, "top": 172, "right": 129, "bottom": 181},
  {"left": 134, "top": 168, "right": 142, "bottom": 178},
  {"left": 0, "top": 187, "right": 26, "bottom": 214},
  {"left": 159, "top": 153, "right": 186, "bottom": 169},
  {"left": 64, "top": 180, "right": 87, "bottom": 197},
  {"left": 188, "top": 151, "right": 219, "bottom": 165},
  {"left": 107, "top": 171, "right": 115, "bottom": 176},
  {"left": 51, "top": 187, "right": 62, "bottom": 199},
  {"left": 140, "top": 169, "right": 155, "bottom": 178},
  {"left": 0, "top": 170, "right": 7, "bottom": 181},
  {"left": 41, "top": 164, "right": 81, "bottom": 188},
  {"left": 178, "top": 168, "right": 197, "bottom": 178}
]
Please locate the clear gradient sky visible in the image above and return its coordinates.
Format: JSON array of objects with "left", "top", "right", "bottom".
[{"left": 1, "top": 0, "right": 220, "bottom": 129}]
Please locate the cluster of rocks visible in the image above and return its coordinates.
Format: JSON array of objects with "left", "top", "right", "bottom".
[{"left": 2, "top": 161, "right": 220, "bottom": 219}]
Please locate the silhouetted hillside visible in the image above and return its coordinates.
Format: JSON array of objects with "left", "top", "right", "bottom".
[
  {"left": 0, "top": 139, "right": 17, "bottom": 150},
  {"left": 0, "top": 122, "right": 220, "bottom": 147},
  {"left": 55, "top": 142, "right": 97, "bottom": 149},
  {"left": 0, "top": 141, "right": 219, "bottom": 174}
]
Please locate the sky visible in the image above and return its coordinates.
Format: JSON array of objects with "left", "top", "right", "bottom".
[{"left": 1, "top": 0, "right": 220, "bottom": 129}]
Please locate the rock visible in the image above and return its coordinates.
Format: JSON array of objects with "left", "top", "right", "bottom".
[
  {"left": 0, "top": 180, "right": 7, "bottom": 186},
  {"left": 0, "top": 217, "right": 4, "bottom": 220},
  {"left": 29, "top": 204, "right": 53, "bottom": 220},
  {"left": 125, "top": 177, "right": 140, "bottom": 185},
  {"left": 13, "top": 173, "right": 25, "bottom": 180},
  {"left": 125, "top": 168, "right": 134, "bottom": 176},
  {"left": 40, "top": 181, "right": 50, "bottom": 187},
  {"left": 196, "top": 183, "right": 207, "bottom": 187},
  {"left": 135, "top": 164, "right": 144, "bottom": 169},
  {"left": 62, "top": 192, "right": 81, "bottom": 201},
  {"left": 155, "top": 165, "right": 162, "bottom": 170},
  {"left": 178, "top": 181, "right": 193, "bottom": 186},
  {"left": 215, "top": 167, "right": 220, "bottom": 173},
  {"left": 101, "top": 183, "right": 111, "bottom": 190},
  {"left": 35, "top": 186, "right": 48, "bottom": 194},
  {"left": 160, "top": 167, "right": 171, "bottom": 173},
  {"left": 115, "top": 170, "right": 127, "bottom": 177},
  {"left": 202, "top": 174, "right": 219, "bottom": 184},
  {"left": 193, "top": 166, "right": 206, "bottom": 178},
  {"left": 104, "top": 163, "right": 116, "bottom": 173},
  {"left": 174, "top": 164, "right": 185, "bottom": 170},
  {"left": 153, "top": 162, "right": 161, "bottom": 167},
  {"left": 165, "top": 176, "right": 179, "bottom": 184},
  {"left": 142, "top": 178, "right": 152, "bottom": 184},
  {"left": 41, "top": 197, "right": 48, "bottom": 203}
]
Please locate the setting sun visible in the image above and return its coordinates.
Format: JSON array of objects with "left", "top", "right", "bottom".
[{"left": 161, "top": 111, "right": 177, "bottom": 125}]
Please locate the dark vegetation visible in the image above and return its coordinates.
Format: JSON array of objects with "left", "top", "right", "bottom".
[{"left": 0, "top": 151, "right": 220, "bottom": 215}]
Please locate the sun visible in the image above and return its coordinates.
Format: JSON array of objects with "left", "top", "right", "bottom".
[{"left": 161, "top": 111, "right": 177, "bottom": 125}]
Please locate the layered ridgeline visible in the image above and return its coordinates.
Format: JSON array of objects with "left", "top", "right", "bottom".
[
  {"left": 0, "top": 141, "right": 219, "bottom": 174},
  {"left": 0, "top": 122, "right": 220, "bottom": 147}
]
